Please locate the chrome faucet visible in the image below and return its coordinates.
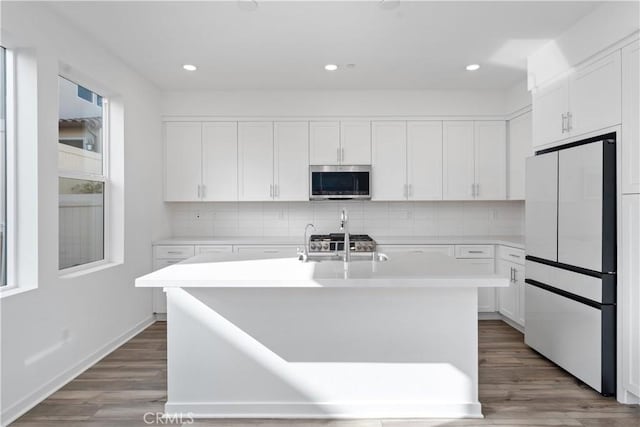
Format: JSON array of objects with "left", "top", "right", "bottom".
[
  {"left": 298, "top": 223, "right": 316, "bottom": 261},
  {"left": 340, "top": 209, "right": 350, "bottom": 262}
]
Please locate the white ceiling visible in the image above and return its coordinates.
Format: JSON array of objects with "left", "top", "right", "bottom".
[{"left": 50, "top": 1, "right": 602, "bottom": 90}]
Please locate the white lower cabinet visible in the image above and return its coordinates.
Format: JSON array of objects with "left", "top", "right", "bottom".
[
  {"left": 454, "top": 245, "right": 497, "bottom": 313},
  {"left": 234, "top": 245, "right": 299, "bottom": 256},
  {"left": 496, "top": 246, "right": 526, "bottom": 327},
  {"left": 377, "top": 245, "right": 454, "bottom": 257}
]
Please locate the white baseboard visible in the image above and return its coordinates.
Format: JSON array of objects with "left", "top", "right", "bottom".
[
  {"left": 164, "top": 401, "right": 483, "bottom": 419},
  {"left": 154, "top": 312, "right": 167, "bottom": 321},
  {"left": 478, "top": 312, "right": 501, "bottom": 320},
  {"left": 1, "top": 315, "right": 156, "bottom": 427}
]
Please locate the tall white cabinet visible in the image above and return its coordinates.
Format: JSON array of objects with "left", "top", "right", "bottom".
[
  {"left": 371, "top": 121, "right": 407, "bottom": 201},
  {"left": 508, "top": 111, "right": 532, "bottom": 200},
  {"left": 164, "top": 122, "right": 202, "bottom": 201},
  {"left": 274, "top": 122, "right": 309, "bottom": 201},
  {"left": 238, "top": 122, "right": 274, "bottom": 201},
  {"left": 622, "top": 40, "right": 640, "bottom": 194},
  {"left": 443, "top": 121, "right": 506, "bottom": 200}
]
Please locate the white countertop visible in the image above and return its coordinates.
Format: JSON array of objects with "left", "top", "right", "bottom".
[
  {"left": 135, "top": 251, "right": 510, "bottom": 289},
  {"left": 153, "top": 235, "right": 525, "bottom": 249}
]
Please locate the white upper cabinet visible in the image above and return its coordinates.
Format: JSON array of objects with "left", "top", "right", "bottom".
[
  {"left": 310, "top": 121, "right": 340, "bottom": 165},
  {"left": 165, "top": 122, "right": 202, "bottom": 201},
  {"left": 274, "top": 122, "right": 309, "bottom": 201},
  {"left": 474, "top": 121, "right": 507, "bottom": 200},
  {"left": 443, "top": 121, "right": 476, "bottom": 200},
  {"left": 202, "top": 122, "right": 238, "bottom": 201},
  {"left": 569, "top": 51, "right": 621, "bottom": 137},
  {"left": 340, "top": 121, "right": 371, "bottom": 165},
  {"left": 310, "top": 121, "right": 371, "bottom": 165},
  {"left": 508, "top": 111, "right": 533, "bottom": 200},
  {"left": 622, "top": 40, "right": 640, "bottom": 194},
  {"left": 533, "top": 77, "right": 569, "bottom": 148},
  {"left": 407, "top": 121, "right": 443, "bottom": 200},
  {"left": 238, "top": 122, "right": 274, "bottom": 201},
  {"left": 532, "top": 50, "right": 622, "bottom": 149},
  {"left": 372, "top": 121, "right": 407, "bottom": 201}
]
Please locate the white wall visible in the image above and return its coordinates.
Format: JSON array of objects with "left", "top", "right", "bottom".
[
  {"left": 162, "top": 89, "right": 508, "bottom": 118},
  {"left": 505, "top": 79, "right": 531, "bottom": 115},
  {"left": 168, "top": 201, "right": 524, "bottom": 238},
  {"left": 0, "top": 3, "right": 169, "bottom": 424}
]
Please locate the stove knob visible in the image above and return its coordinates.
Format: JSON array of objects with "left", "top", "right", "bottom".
[
  {"left": 322, "top": 243, "right": 329, "bottom": 250},
  {"left": 310, "top": 243, "right": 317, "bottom": 250}
]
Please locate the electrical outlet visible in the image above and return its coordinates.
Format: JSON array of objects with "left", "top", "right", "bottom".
[{"left": 194, "top": 211, "right": 201, "bottom": 220}]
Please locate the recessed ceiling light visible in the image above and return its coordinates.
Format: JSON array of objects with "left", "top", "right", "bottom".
[
  {"left": 325, "top": 64, "right": 338, "bottom": 71},
  {"left": 183, "top": 64, "right": 197, "bottom": 71},
  {"left": 466, "top": 64, "right": 480, "bottom": 71}
]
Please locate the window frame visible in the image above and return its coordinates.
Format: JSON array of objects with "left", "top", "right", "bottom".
[{"left": 57, "top": 75, "right": 111, "bottom": 275}]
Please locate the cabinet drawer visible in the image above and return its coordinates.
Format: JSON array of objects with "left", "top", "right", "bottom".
[
  {"left": 195, "top": 245, "right": 233, "bottom": 255},
  {"left": 498, "top": 246, "right": 525, "bottom": 265},
  {"left": 455, "top": 245, "right": 495, "bottom": 259},
  {"left": 153, "top": 258, "right": 183, "bottom": 271},
  {"left": 234, "top": 246, "right": 299, "bottom": 256},
  {"left": 154, "top": 245, "right": 195, "bottom": 259},
  {"left": 377, "top": 245, "right": 454, "bottom": 257}
]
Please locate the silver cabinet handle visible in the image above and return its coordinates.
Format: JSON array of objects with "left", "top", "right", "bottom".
[
  {"left": 337, "top": 147, "right": 341, "bottom": 163},
  {"left": 263, "top": 250, "right": 279, "bottom": 253},
  {"left": 471, "top": 183, "right": 475, "bottom": 197},
  {"left": 275, "top": 184, "right": 279, "bottom": 198},
  {"left": 512, "top": 267, "right": 517, "bottom": 282},
  {"left": 167, "top": 251, "right": 182, "bottom": 255},
  {"left": 197, "top": 184, "right": 201, "bottom": 199},
  {"left": 476, "top": 183, "right": 480, "bottom": 197},
  {"left": 341, "top": 147, "right": 344, "bottom": 163},
  {"left": 509, "top": 254, "right": 521, "bottom": 259},
  {"left": 408, "top": 183, "right": 412, "bottom": 198},
  {"left": 561, "top": 113, "right": 567, "bottom": 133},
  {"left": 404, "top": 184, "right": 408, "bottom": 198},
  {"left": 567, "top": 112, "right": 573, "bottom": 131},
  {"left": 269, "top": 184, "right": 273, "bottom": 198},
  {"left": 468, "top": 250, "right": 483, "bottom": 254},
  {"left": 201, "top": 184, "right": 206, "bottom": 199}
]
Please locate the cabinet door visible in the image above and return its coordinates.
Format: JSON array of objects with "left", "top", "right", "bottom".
[
  {"left": 238, "top": 122, "right": 274, "bottom": 201},
  {"left": 340, "top": 121, "right": 371, "bottom": 165},
  {"left": 407, "top": 121, "right": 443, "bottom": 200},
  {"left": 443, "top": 121, "right": 475, "bottom": 200},
  {"left": 508, "top": 111, "right": 532, "bottom": 200},
  {"left": 525, "top": 152, "right": 558, "bottom": 261},
  {"left": 234, "top": 246, "right": 299, "bottom": 256},
  {"left": 532, "top": 77, "right": 569, "bottom": 148},
  {"left": 310, "top": 121, "right": 340, "bottom": 165},
  {"left": 622, "top": 195, "right": 640, "bottom": 396},
  {"left": 164, "top": 122, "right": 202, "bottom": 201},
  {"left": 377, "top": 245, "right": 454, "bottom": 257},
  {"left": 622, "top": 41, "right": 640, "bottom": 194},
  {"left": 274, "top": 122, "right": 309, "bottom": 201},
  {"left": 458, "top": 258, "right": 495, "bottom": 312},
  {"left": 202, "top": 122, "right": 238, "bottom": 201},
  {"left": 372, "top": 121, "right": 407, "bottom": 201},
  {"left": 474, "top": 121, "right": 507, "bottom": 200},
  {"left": 497, "top": 260, "right": 518, "bottom": 321},
  {"left": 569, "top": 51, "right": 622, "bottom": 137}
]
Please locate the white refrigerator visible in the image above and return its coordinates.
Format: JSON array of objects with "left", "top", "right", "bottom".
[{"left": 525, "top": 133, "right": 616, "bottom": 396}]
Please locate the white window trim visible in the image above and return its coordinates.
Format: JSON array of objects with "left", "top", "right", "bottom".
[{"left": 57, "top": 93, "right": 111, "bottom": 276}]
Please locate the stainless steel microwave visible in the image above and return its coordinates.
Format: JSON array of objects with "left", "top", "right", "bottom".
[{"left": 309, "top": 165, "right": 371, "bottom": 200}]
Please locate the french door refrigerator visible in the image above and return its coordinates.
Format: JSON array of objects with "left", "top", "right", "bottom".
[{"left": 525, "top": 132, "right": 616, "bottom": 396}]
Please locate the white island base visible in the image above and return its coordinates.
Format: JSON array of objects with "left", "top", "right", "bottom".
[{"left": 135, "top": 252, "right": 508, "bottom": 419}]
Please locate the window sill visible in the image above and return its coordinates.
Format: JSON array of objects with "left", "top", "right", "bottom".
[
  {"left": 59, "top": 261, "right": 122, "bottom": 279},
  {"left": 0, "top": 285, "right": 37, "bottom": 299}
]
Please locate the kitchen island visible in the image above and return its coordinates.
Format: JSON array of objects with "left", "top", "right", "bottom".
[{"left": 135, "top": 251, "right": 508, "bottom": 419}]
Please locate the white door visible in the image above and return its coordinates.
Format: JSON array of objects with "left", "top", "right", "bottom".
[
  {"left": 508, "top": 111, "right": 532, "bottom": 200},
  {"left": 340, "top": 121, "right": 371, "bottom": 165},
  {"left": 443, "top": 121, "right": 475, "bottom": 200},
  {"left": 372, "top": 121, "right": 407, "bottom": 201},
  {"left": 532, "top": 77, "right": 569, "bottom": 148},
  {"left": 202, "top": 122, "right": 238, "bottom": 201},
  {"left": 238, "top": 122, "right": 274, "bottom": 201},
  {"left": 622, "top": 41, "right": 640, "bottom": 194},
  {"left": 474, "top": 121, "right": 507, "bottom": 200},
  {"left": 497, "top": 260, "right": 518, "bottom": 321},
  {"left": 310, "top": 121, "right": 340, "bottom": 165},
  {"left": 164, "top": 122, "right": 202, "bottom": 201},
  {"left": 274, "top": 122, "right": 309, "bottom": 201},
  {"left": 558, "top": 141, "right": 603, "bottom": 271},
  {"left": 569, "top": 51, "right": 622, "bottom": 137},
  {"left": 525, "top": 152, "right": 558, "bottom": 261},
  {"left": 407, "top": 121, "right": 443, "bottom": 200}
]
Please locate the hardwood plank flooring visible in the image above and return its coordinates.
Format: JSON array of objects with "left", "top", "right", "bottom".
[{"left": 10, "top": 320, "right": 640, "bottom": 427}]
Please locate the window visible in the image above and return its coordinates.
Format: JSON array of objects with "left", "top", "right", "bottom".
[
  {"left": 0, "top": 47, "right": 7, "bottom": 285},
  {"left": 58, "top": 76, "right": 107, "bottom": 271}
]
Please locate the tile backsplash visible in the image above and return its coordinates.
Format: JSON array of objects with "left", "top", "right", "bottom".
[{"left": 166, "top": 201, "right": 525, "bottom": 238}]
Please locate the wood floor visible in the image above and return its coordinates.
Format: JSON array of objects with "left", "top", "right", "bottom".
[{"left": 10, "top": 320, "right": 640, "bottom": 427}]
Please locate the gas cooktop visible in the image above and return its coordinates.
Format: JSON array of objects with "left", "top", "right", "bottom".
[{"left": 308, "top": 234, "right": 376, "bottom": 253}]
